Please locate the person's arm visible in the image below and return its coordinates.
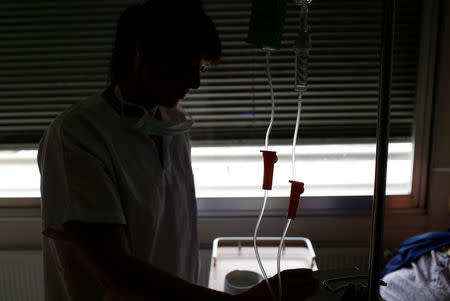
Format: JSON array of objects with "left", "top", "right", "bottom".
[
  {"left": 62, "top": 221, "right": 317, "bottom": 301},
  {"left": 62, "top": 220, "right": 233, "bottom": 301}
]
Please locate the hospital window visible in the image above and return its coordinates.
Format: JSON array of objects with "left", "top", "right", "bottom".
[{"left": 0, "top": 0, "right": 437, "bottom": 215}]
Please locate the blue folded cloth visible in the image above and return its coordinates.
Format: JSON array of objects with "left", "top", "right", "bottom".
[{"left": 381, "top": 231, "right": 450, "bottom": 278}]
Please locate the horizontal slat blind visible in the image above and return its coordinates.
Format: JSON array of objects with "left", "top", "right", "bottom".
[
  {"left": 186, "top": 0, "right": 419, "bottom": 142},
  {"left": 0, "top": 0, "right": 419, "bottom": 144},
  {"left": 0, "top": 1, "right": 138, "bottom": 144}
]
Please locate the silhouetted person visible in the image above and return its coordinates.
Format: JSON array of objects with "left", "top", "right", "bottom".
[{"left": 38, "top": 1, "right": 317, "bottom": 300}]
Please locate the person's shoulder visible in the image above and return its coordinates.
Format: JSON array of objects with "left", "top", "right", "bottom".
[
  {"left": 53, "top": 93, "right": 109, "bottom": 129},
  {"left": 43, "top": 92, "right": 112, "bottom": 140}
]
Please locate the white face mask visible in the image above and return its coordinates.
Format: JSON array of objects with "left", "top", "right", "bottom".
[{"left": 114, "top": 85, "right": 194, "bottom": 136}]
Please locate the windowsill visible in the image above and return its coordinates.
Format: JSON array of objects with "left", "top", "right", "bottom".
[
  {"left": 0, "top": 197, "right": 417, "bottom": 218},
  {"left": 0, "top": 194, "right": 420, "bottom": 218},
  {"left": 0, "top": 197, "right": 432, "bottom": 249}
]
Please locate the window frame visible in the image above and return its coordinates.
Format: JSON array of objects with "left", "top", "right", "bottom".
[{"left": 410, "top": 0, "right": 440, "bottom": 209}]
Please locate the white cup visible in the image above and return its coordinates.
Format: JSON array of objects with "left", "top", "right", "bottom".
[{"left": 224, "top": 270, "right": 264, "bottom": 295}]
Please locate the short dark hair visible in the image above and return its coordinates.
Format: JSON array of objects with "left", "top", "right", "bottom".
[{"left": 107, "top": 0, "right": 222, "bottom": 87}]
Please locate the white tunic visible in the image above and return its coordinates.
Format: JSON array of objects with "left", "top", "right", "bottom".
[{"left": 38, "top": 92, "right": 199, "bottom": 301}]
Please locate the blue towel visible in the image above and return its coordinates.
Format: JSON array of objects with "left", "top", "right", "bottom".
[{"left": 381, "top": 231, "right": 450, "bottom": 278}]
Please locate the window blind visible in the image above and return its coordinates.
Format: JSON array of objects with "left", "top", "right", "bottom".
[{"left": 0, "top": 0, "right": 419, "bottom": 145}]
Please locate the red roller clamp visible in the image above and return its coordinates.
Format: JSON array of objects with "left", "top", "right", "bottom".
[
  {"left": 260, "top": 150, "right": 278, "bottom": 190},
  {"left": 287, "top": 180, "right": 304, "bottom": 219}
]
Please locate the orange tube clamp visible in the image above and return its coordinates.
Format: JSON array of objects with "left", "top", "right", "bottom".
[
  {"left": 287, "top": 180, "right": 304, "bottom": 219},
  {"left": 260, "top": 150, "right": 278, "bottom": 190}
]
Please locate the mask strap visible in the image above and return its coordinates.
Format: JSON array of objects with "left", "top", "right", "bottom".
[
  {"left": 114, "top": 84, "right": 125, "bottom": 120},
  {"left": 178, "top": 105, "right": 194, "bottom": 123}
]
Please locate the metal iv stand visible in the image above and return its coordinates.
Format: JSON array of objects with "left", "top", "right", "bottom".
[
  {"left": 368, "top": 0, "right": 396, "bottom": 300},
  {"left": 314, "top": 1, "right": 396, "bottom": 300}
]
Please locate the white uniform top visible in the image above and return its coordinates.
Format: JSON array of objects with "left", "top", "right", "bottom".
[{"left": 38, "top": 92, "right": 200, "bottom": 301}]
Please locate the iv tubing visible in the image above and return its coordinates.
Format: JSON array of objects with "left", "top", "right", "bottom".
[
  {"left": 264, "top": 50, "right": 276, "bottom": 150},
  {"left": 253, "top": 48, "right": 277, "bottom": 301},
  {"left": 253, "top": 190, "right": 276, "bottom": 301},
  {"left": 277, "top": 219, "right": 291, "bottom": 301},
  {"left": 277, "top": 92, "right": 303, "bottom": 300},
  {"left": 275, "top": 2, "right": 308, "bottom": 299},
  {"left": 291, "top": 93, "right": 303, "bottom": 180}
]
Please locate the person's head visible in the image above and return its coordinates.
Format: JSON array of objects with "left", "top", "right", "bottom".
[{"left": 108, "top": 0, "right": 221, "bottom": 108}]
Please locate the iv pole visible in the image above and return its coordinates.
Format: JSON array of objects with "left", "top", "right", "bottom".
[{"left": 368, "top": 0, "right": 396, "bottom": 300}]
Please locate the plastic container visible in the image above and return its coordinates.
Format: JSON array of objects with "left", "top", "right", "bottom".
[{"left": 224, "top": 270, "right": 264, "bottom": 295}]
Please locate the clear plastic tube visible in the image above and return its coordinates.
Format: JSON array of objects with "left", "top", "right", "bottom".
[
  {"left": 253, "top": 49, "right": 277, "bottom": 301},
  {"left": 276, "top": 92, "right": 303, "bottom": 301},
  {"left": 277, "top": 219, "right": 292, "bottom": 301},
  {"left": 275, "top": 2, "right": 308, "bottom": 299},
  {"left": 253, "top": 190, "right": 276, "bottom": 300},
  {"left": 264, "top": 50, "right": 276, "bottom": 151},
  {"left": 291, "top": 93, "right": 303, "bottom": 180}
]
